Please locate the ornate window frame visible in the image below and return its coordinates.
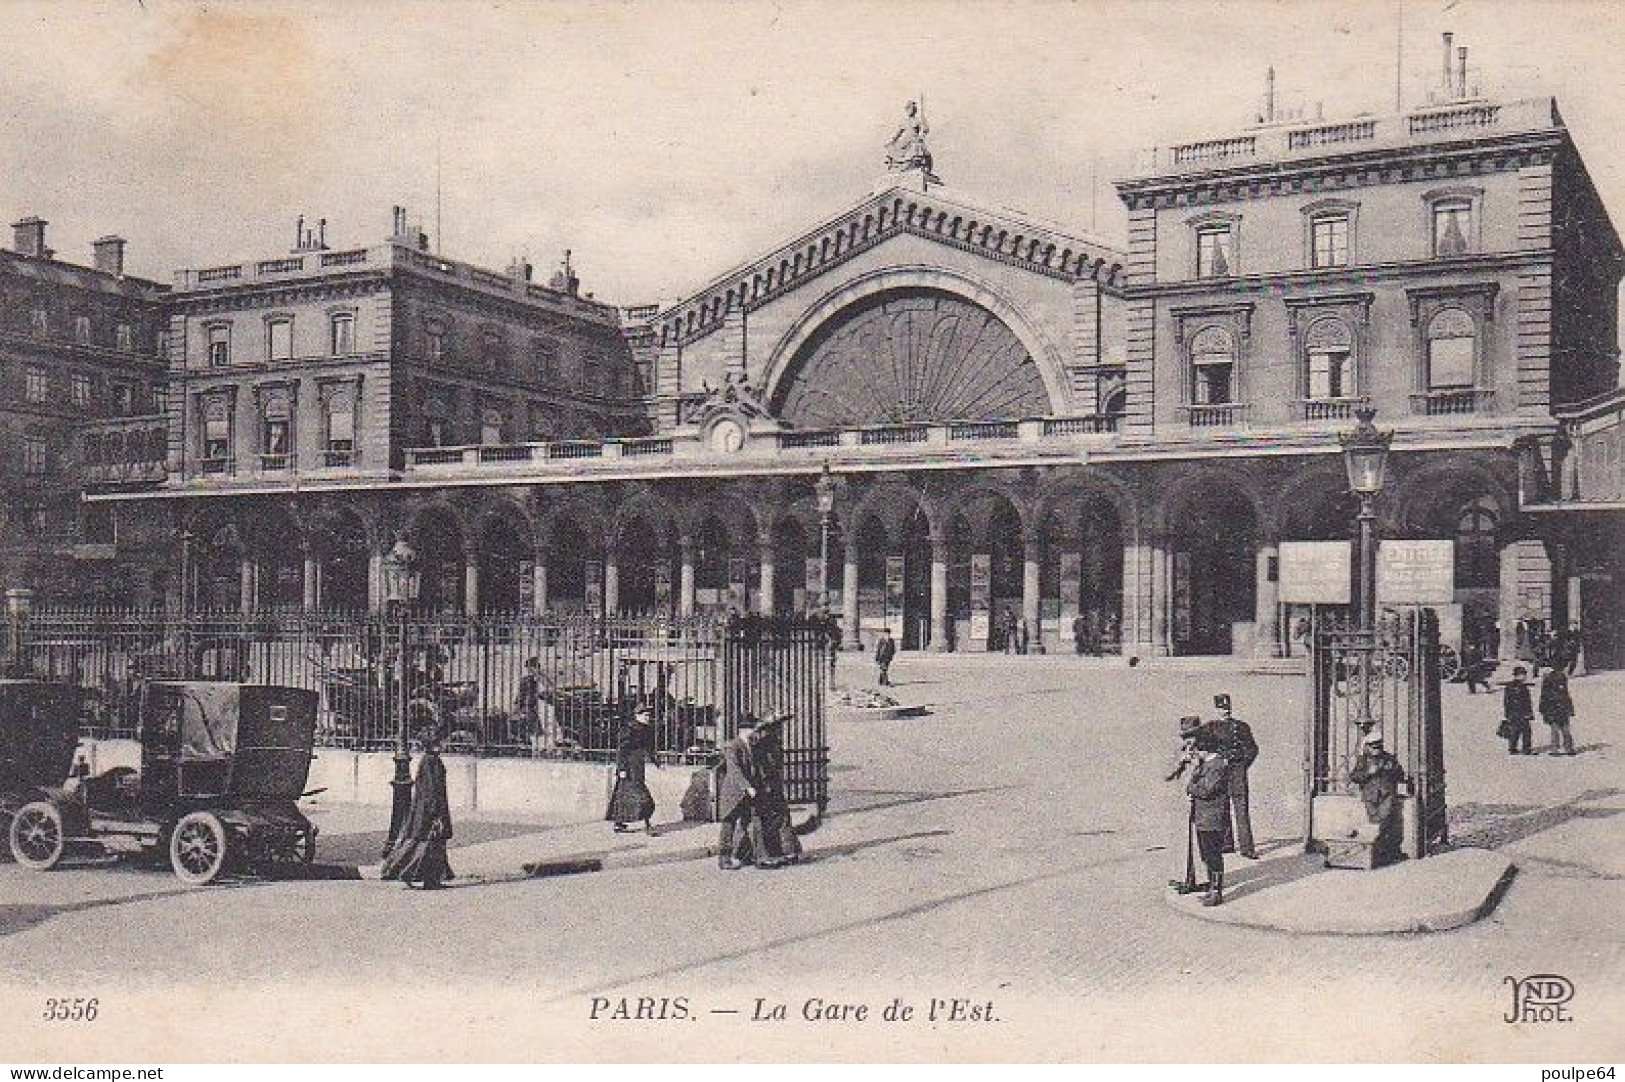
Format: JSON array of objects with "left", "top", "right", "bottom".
[
  {"left": 1422, "top": 185, "right": 1484, "bottom": 259},
  {"left": 1285, "top": 291, "right": 1373, "bottom": 415},
  {"left": 196, "top": 387, "right": 237, "bottom": 468},
  {"left": 317, "top": 376, "right": 362, "bottom": 462},
  {"left": 326, "top": 305, "right": 358, "bottom": 357},
  {"left": 254, "top": 380, "right": 298, "bottom": 467},
  {"left": 203, "top": 319, "right": 233, "bottom": 368},
  {"left": 1173, "top": 303, "right": 1253, "bottom": 416},
  {"left": 1301, "top": 198, "right": 1359, "bottom": 269},
  {"left": 1187, "top": 211, "right": 1242, "bottom": 279},
  {"left": 263, "top": 311, "right": 295, "bottom": 362},
  {"left": 1406, "top": 283, "right": 1499, "bottom": 413}
]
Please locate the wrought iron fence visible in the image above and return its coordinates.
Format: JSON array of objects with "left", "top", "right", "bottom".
[
  {"left": 1307, "top": 608, "right": 1446, "bottom": 855},
  {"left": 10, "top": 607, "right": 830, "bottom": 806}
]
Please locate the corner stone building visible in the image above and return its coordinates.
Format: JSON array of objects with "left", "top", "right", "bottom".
[{"left": 89, "top": 93, "right": 1625, "bottom": 665}]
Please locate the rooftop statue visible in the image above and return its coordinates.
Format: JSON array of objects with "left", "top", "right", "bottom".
[{"left": 885, "top": 100, "right": 934, "bottom": 174}]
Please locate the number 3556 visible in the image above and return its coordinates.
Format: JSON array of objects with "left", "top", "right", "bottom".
[{"left": 43, "top": 997, "right": 98, "bottom": 1021}]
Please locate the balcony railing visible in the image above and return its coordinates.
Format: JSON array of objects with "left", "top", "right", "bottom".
[
  {"left": 1182, "top": 402, "right": 1248, "bottom": 428},
  {"left": 1301, "top": 398, "right": 1359, "bottom": 422},
  {"left": 411, "top": 447, "right": 464, "bottom": 466},
  {"left": 949, "top": 421, "right": 1020, "bottom": 441},
  {"left": 622, "top": 438, "right": 674, "bottom": 458},
  {"left": 477, "top": 444, "right": 536, "bottom": 464},
  {"left": 197, "top": 458, "right": 234, "bottom": 476},
  {"left": 549, "top": 440, "right": 603, "bottom": 460},
  {"left": 1410, "top": 388, "right": 1495, "bottom": 416},
  {"left": 1409, "top": 104, "right": 1501, "bottom": 135},
  {"left": 259, "top": 453, "right": 293, "bottom": 472},
  {"left": 1286, "top": 120, "right": 1377, "bottom": 150},
  {"left": 859, "top": 425, "right": 930, "bottom": 446},
  {"left": 778, "top": 430, "right": 841, "bottom": 450},
  {"left": 1172, "top": 135, "right": 1257, "bottom": 164},
  {"left": 323, "top": 448, "right": 359, "bottom": 469},
  {"left": 1044, "top": 415, "right": 1119, "bottom": 436}
]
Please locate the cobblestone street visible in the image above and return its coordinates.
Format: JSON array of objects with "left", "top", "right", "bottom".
[{"left": 3, "top": 656, "right": 1621, "bottom": 1061}]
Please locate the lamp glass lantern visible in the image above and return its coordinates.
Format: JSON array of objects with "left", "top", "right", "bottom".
[
  {"left": 382, "top": 539, "right": 420, "bottom": 606},
  {"left": 814, "top": 462, "right": 837, "bottom": 519},
  {"left": 1341, "top": 405, "right": 1393, "bottom": 496}
]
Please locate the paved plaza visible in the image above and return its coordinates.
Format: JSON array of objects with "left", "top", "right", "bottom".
[{"left": 3, "top": 655, "right": 1621, "bottom": 1061}]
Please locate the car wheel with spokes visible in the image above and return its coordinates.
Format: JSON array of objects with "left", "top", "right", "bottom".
[
  {"left": 170, "top": 811, "right": 231, "bottom": 885},
  {"left": 9, "top": 800, "right": 68, "bottom": 870}
]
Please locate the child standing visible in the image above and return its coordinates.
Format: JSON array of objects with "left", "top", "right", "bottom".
[{"left": 1500, "top": 665, "right": 1536, "bottom": 755}]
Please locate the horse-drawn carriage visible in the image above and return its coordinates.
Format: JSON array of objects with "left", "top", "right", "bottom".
[{"left": 7, "top": 680, "right": 322, "bottom": 885}]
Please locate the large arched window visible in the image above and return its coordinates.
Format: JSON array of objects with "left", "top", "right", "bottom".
[
  {"left": 1426, "top": 308, "right": 1477, "bottom": 390},
  {"left": 1455, "top": 505, "right": 1499, "bottom": 589},
  {"left": 1189, "top": 326, "right": 1236, "bottom": 405},
  {"left": 1304, "top": 317, "right": 1354, "bottom": 400}
]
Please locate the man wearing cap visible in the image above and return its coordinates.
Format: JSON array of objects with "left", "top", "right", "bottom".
[
  {"left": 1204, "top": 693, "right": 1259, "bottom": 859},
  {"left": 1167, "top": 715, "right": 1206, "bottom": 894},
  {"left": 1184, "top": 729, "right": 1231, "bottom": 906},
  {"left": 1349, "top": 729, "right": 1407, "bottom": 867},
  {"left": 716, "top": 718, "right": 761, "bottom": 870}
]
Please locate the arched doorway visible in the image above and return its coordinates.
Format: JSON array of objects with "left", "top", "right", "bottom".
[
  {"left": 617, "top": 513, "right": 678, "bottom": 617},
  {"left": 409, "top": 506, "right": 465, "bottom": 614},
  {"left": 477, "top": 510, "right": 533, "bottom": 614},
  {"left": 308, "top": 506, "right": 370, "bottom": 612},
  {"left": 1166, "top": 483, "right": 1259, "bottom": 656},
  {"left": 1038, "top": 489, "right": 1124, "bottom": 655},
  {"left": 772, "top": 516, "right": 810, "bottom": 616},
  {"left": 548, "top": 519, "right": 592, "bottom": 616},
  {"left": 251, "top": 504, "right": 304, "bottom": 611},
  {"left": 197, "top": 524, "right": 244, "bottom": 612}
]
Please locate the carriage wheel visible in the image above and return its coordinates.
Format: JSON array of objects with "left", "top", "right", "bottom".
[
  {"left": 1439, "top": 645, "right": 1462, "bottom": 682},
  {"left": 170, "top": 812, "right": 230, "bottom": 885},
  {"left": 9, "top": 801, "right": 68, "bottom": 870}
]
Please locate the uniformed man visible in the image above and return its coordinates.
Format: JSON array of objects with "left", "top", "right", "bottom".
[{"left": 1204, "top": 693, "right": 1259, "bottom": 859}]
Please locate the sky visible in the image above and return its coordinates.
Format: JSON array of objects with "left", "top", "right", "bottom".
[{"left": 3, "top": 0, "right": 1625, "bottom": 312}]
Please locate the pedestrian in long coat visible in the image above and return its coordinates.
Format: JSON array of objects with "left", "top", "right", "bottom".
[
  {"left": 606, "top": 707, "right": 659, "bottom": 834},
  {"left": 750, "top": 712, "right": 801, "bottom": 868},
  {"left": 381, "top": 727, "right": 455, "bottom": 890},
  {"left": 1538, "top": 666, "right": 1576, "bottom": 756},
  {"left": 716, "top": 721, "right": 760, "bottom": 869},
  {"left": 1203, "top": 693, "right": 1259, "bottom": 859},
  {"left": 874, "top": 629, "right": 897, "bottom": 687},
  {"left": 1500, "top": 666, "right": 1536, "bottom": 754},
  {"left": 1184, "top": 730, "right": 1230, "bottom": 907}
]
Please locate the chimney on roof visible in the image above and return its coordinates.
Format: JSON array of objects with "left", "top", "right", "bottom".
[
  {"left": 12, "top": 216, "right": 51, "bottom": 259},
  {"left": 1457, "top": 46, "right": 1469, "bottom": 99},
  {"left": 1441, "top": 33, "right": 1454, "bottom": 98},
  {"left": 92, "top": 236, "right": 126, "bottom": 277},
  {"left": 1264, "top": 66, "right": 1276, "bottom": 124}
]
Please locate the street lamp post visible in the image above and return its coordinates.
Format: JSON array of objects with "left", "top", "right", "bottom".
[
  {"left": 381, "top": 538, "right": 420, "bottom": 852},
  {"left": 1340, "top": 402, "right": 1393, "bottom": 733},
  {"left": 815, "top": 462, "right": 837, "bottom": 608}
]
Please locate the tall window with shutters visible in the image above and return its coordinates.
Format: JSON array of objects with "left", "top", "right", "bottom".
[
  {"left": 1189, "top": 326, "right": 1236, "bottom": 405},
  {"left": 1303, "top": 317, "right": 1355, "bottom": 400}
]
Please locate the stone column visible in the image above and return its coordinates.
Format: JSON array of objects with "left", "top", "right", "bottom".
[
  {"left": 603, "top": 555, "right": 620, "bottom": 617},
  {"left": 464, "top": 557, "right": 479, "bottom": 618},
  {"left": 842, "top": 550, "right": 861, "bottom": 649},
  {"left": 929, "top": 535, "right": 949, "bottom": 652},
  {"left": 302, "top": 551, "right": 320, "bottom": 612},
  {"left": 678, "top": 538, "right": 696, "bottom": 619},
  {"left": 1150, "top": 536, "right": 1171, "bottom": 657},
  {"left": 1254, "top": 542, "right": 1280, "bottom": 657},
  {"left": 531, "top": 560, "right": 548, "bottom": 617},
  {"left": 757, "top": 539, "right": 775, "bottom": 617},
  {"left": 1022, "top": 538, "right": 1042, "bottom": 652},
  {"left": 239, "top": 556, "right": 257, "bottom": 615}
]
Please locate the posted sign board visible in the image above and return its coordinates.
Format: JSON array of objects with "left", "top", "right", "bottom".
[
  {"left": 1377, "top": 540, "right": 1455, "bottom": 605},
  {"left": 1278, "top": 541, "right": 1352, "bottom": 604}
]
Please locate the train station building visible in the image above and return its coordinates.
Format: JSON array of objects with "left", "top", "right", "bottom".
[{"left": 66, "top": 73, "right": 1625, "bottom": 667}]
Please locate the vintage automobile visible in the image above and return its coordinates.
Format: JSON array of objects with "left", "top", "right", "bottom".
[
  {"left": 0, "top": 680, "right": 83, "bottom": 854},
  {"left": 8, "top": 681, "right": 322, "bottom": 885}
]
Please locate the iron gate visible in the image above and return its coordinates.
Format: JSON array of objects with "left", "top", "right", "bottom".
[
  {"left": 9, "top": 606, "right": 829, "bottom": 809},
  {"left": 1307, "top": 607, "right": 1446, "bottom": 856}
]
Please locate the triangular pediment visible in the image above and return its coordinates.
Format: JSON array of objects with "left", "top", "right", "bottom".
[{"left": 653, "top": 185, "right": 1124, "bottom": 349}]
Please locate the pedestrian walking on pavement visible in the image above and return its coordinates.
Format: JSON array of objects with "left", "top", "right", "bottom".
[
  {"left": 1538, "top": 666, "right": 1577, "bottom": 756},
  {"left": 1204, "top": 693, "right": 1259, "bottom": 859},
  {"left": 716, "top": 719, "right": 761, "bottom": 870},
  {"left": 823, "top": 610, "right": 842, "bottom": 678},
  {"left": 749, "top": 711, "right": 800, "bottom": 868},
  {"left": 1462, "top": 640, "right": 1492, "bottom": 694},
  {"left": 606, "top": 707, "right": 660, "bottom": 835},
  {"left": 874, "top": 628, "right": 896, "bottom": 687},
  {"left": 1499, "top": 665, "right": 1536, "bottom": 754},
  {"left": 381, "top": 726, "right": 455, "bottom": 890},
  {"left": 1185, "top": 729, "right": 1230, "bottom": 907}
]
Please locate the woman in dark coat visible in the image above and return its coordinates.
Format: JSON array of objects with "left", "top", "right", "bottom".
[
  {"left": 749, "top": 712, "right": 801, "bottom": 868},
  {"left": 1538, "top": 666, "right": 1576, "bottom": 755},
  {"left": 381, "top": 727, "right": 454, "bottom": 890},
  {"left": 606, "top": 707, "right": 658, "bottom": 834}
]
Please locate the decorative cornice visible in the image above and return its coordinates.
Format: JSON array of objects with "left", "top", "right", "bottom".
[
  {"left": 1405, "top": 281, "right": 1501, "bottom": 325},
  {"left": 656, "top": 187, "right": 1124, "bottom": 349}
]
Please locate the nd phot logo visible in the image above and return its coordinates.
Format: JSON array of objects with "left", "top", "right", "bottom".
[{"left": 1503, "top": 974, "right": 1575, "bottom": 1024}]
